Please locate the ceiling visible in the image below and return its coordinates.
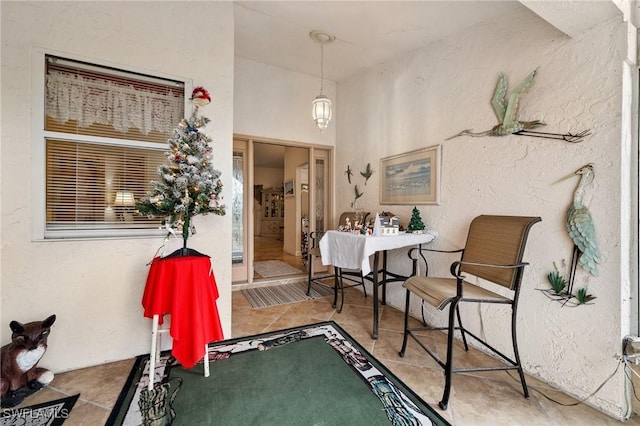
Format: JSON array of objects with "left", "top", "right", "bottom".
[
  {"left": 234, "top": 1, "right": 620, "bottom": 83},
  {"left": 238, "top": 1, "right": 534, "bottom": 169},
  {"left": 236, "top": 1, "right": 622, "bottom": 168},
  {"left": 234, "top": 1, "right": 532, "bottom": 82}
]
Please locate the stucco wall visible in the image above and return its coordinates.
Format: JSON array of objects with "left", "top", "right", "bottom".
[
  {"left": 335, "top": 9, "right": 631, "bottom": 418},
  {"left": 234, "top": 57, "right": 337, "bottom": 147},
  {"left": 1, "top": 0, "right": 635, "bottom": 418},
  {"left": 0, "top": 1, "right": 234, "bottom": 371}
]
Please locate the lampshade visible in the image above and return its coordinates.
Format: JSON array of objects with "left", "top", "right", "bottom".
[
  {"left": 114, "top": 191, "right": 135, "bottom": 206},
  {"left": 312, "top": 94, "right": 332, "bottom": 132}
]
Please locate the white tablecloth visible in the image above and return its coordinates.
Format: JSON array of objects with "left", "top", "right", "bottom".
[{"left": 319, "top": 230, "right": 438, "bottom": 275}]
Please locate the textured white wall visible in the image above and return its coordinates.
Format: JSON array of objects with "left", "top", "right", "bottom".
[
  {"left": 255, "top": 167, "right": 285, "bottom": 191},
  {"left": 234, "top": 57, "right": 336, "bottom": 147},
  {"left": 1, "top": 0, "right": 635, "bottom": 418},
  {"left": 0, "top": 2, "right": 235, "bottom": 371},
  {"left": 336, "top": 9, "right": 632, "bottom": 418}
]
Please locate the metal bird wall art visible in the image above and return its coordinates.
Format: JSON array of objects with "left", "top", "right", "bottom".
[
  {"left": 546, "top": 164, "right": 600, "bottom": 301},
  {"left": 345, "top": 165, "right": 353, "bottom": 184},
  {"left": 447, "top": 68, "right": 590, "bottom": 143},
  {"left": 360, "top": 163, "right": 373, "bottom": 185},
  {"left": 538, "top": 164, "right": 600, "bottom": 306},
  {"left": 565, "top": 163, "right": 600, "bottom": 285},
  {"left": 351, "top": 184, "right": 364, "bottom": 208}
]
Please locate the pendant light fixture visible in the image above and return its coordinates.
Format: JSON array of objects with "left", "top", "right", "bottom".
[{"left": 310, "top": 30, "right": 335, "bottom": 132}]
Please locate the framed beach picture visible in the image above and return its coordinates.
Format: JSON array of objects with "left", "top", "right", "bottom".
[{"left": 379, "top": 145, "right": 441, "bottom": 205}]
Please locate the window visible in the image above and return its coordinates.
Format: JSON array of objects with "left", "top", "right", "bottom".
[{"left": 34, "top": 53, "right": 189, "bottom": 239}]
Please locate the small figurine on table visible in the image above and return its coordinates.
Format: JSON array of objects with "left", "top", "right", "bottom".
[
  {"left": 407, "top": 206, "right": 426, "bottom": 234},
  {"left": 340, "top": 217, "right": 351, "bottom": 232}
]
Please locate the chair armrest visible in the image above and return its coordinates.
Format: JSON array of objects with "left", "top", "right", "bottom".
[
  {"left": 449, "top": 260, "right": 530, "bottom": 279},
  {"left": 407, "top": 247, "right": 464, "bottom": 278},
  {"left": 408, "top": 247, "right": 464, "bottom": 258}
]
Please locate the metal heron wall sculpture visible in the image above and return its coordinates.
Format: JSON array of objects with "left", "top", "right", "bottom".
[
  {"left": 565, "top": 164, "right": 600, "bottom": 290},
  {"left": 541, "top": 164, "right": 599, "bottom": 306},
  {"left": 447, "top": 68, "right": 591, "bottom": 143}
]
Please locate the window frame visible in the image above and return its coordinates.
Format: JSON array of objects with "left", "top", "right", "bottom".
[{"left": 31, "top": 48, "right": 193, "bottom": 240}]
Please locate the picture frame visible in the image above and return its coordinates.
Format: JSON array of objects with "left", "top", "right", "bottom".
[
  {"left": 284, "top": 180, "right": 294, "bottom": 197},
  {"left": 379, "top": 145, "right": 441, "bottom": 205}
]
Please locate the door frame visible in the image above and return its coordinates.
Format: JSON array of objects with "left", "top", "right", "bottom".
[{"left": 232, "top": 134, "right": 333, "bottom": 284}]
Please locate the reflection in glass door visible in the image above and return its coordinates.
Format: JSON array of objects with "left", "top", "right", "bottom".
[
  {"left": 308, "top": 148, "right": 331, "bottom": 276},
  {"left": 232, "top": 151, "right": 244, "bottom": 264},
  {"left": 232, "top": 140, "right": 248, "bottom": 283},
  {"left": 312, "top": 148, "right": 331, "bottom": 235},
  {"left": 315, "top": 157, "right": 326, "bottom": 234}
]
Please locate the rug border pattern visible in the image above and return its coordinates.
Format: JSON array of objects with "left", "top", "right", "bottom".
[
  {"left": 1, "top": 394, "right": 79, "bottom": 426},
  {"left": 108, "top": 321, "right": 450, "bottom": 426}
]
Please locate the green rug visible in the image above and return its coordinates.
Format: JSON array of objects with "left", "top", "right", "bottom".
[{"left": 107, "top": 321, "right": 450, "bottom": 426}]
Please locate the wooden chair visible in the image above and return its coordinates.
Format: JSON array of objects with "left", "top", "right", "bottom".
[{"left": 399, "top": 215, "right": 541, "bottom": 409}]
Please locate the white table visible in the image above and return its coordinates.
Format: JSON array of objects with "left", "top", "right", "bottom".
[{"left": 319, "top": 230, "right": 437, "bottom": 339}]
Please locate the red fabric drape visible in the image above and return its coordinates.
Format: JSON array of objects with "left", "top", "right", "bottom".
[{"left": 142, "top": 255, "right": 224, "bottom": 369}]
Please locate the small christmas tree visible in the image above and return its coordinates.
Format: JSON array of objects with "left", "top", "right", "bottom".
[
  {"left": 406, "top": 206, "right": 425, "bottom": 233},
  {"left": 136, "top": 87, "right": 226, "bottom": 248}
]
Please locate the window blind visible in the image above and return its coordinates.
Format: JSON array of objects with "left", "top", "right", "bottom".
[
  {"left": 46, "top": 139, "right": 166, "bottom": 230},
  {"left": 42, "top": 55, "right": 186, "bottom": 237}
]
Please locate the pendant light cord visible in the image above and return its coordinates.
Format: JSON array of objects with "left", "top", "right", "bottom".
[{"left": 319, "top": 42, "right": 325, "bottom": 94}]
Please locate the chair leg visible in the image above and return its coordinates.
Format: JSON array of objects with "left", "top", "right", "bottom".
[
  {"left": 381, "top": 252, "right": 387, "bottom": 305},
  {"left": 511, "top": 306, "right": 529, "bottom": 398},
  {"left": 439, "top": 300, "right": 460, "bottom": 410},
  {"left": 332, "top": 267, "right": 339, "bottom": 309},
  {"left": 306, "top": 254, "right": 313, "bottom": 296},
  {"left": 337, "top": 268, "right": 346, "bottom": 313},
  {"left": 360, "top": 274, "right": 367, "bottom": 298},
  {"left": 455, "top": 306, "right": 469, "bottom": 351},
  {"left": 399, "top": 289, "right": 411, "bottom": 357}
]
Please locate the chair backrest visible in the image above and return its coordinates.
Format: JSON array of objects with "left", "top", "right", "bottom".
[
  {"left": 338, "top": 211, "right": 370, "bottom": 228},
  {"left": 309, "top": 231, "right": 324, "bottom": 249},
  {"left": 460, "top": 215, "right": 541, "bottom": 290}
]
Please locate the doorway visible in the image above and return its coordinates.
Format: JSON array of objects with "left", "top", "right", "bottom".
[
  {"left": 232, "top": 137, "right": 332, "bottom": 284},
  {"left": 254, "top": 141, "right": 305, "bottom": 280}
]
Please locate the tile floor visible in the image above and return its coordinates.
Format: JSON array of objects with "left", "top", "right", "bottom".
[{"left": 7, "top": 282, "right": 640, "bottom": 425}]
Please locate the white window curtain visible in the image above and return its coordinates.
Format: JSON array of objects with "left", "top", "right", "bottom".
[{"left": 46, "top": 71, "right": 183, "bottom": 137}]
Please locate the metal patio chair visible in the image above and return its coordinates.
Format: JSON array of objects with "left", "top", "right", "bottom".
[
  {"left": 399, "top": 215, "right": 541, "bottom": 409},
  {"left": 306, "top": 212, "right": 369, "bottom": 311}
]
